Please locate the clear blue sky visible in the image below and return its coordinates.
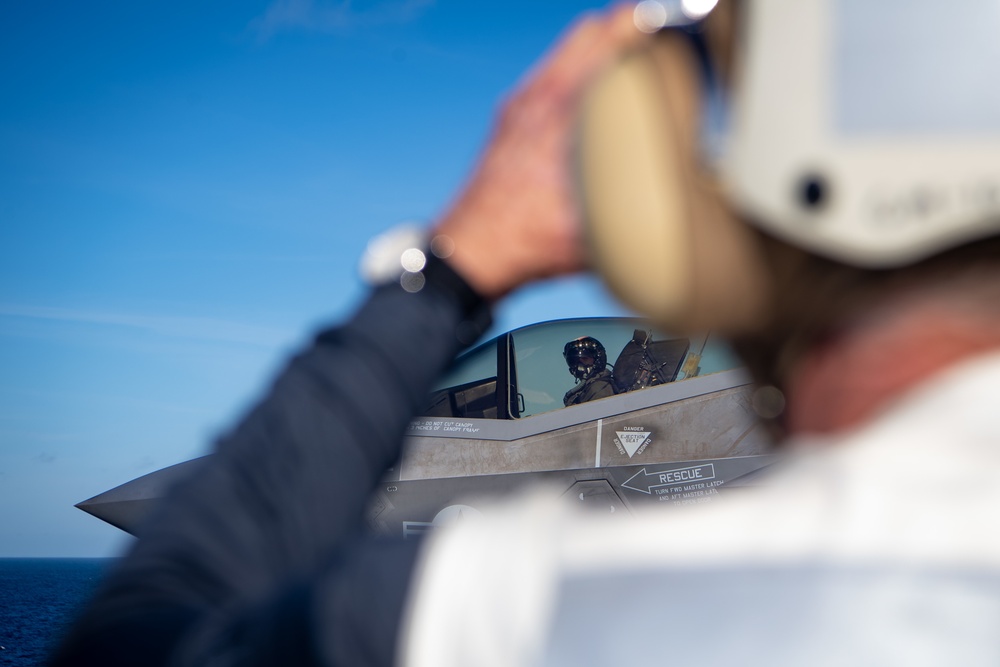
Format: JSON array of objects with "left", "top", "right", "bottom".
[{"left": 0, "top": 0, "right": 633, "bottom": 557}]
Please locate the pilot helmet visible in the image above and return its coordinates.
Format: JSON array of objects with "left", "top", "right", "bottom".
[
  {"left": 564, "top": 337, "right": 608, "bottom": 381},
  {"left": 577, "top": 0, "right": 1000, "bottom": 335}
]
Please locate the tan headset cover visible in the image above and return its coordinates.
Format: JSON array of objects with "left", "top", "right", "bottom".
[{"left": 576, "top": 33, "right": 769, "bottom": 334}]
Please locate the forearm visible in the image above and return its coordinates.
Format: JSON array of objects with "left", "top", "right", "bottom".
[
  {"left": 52, "top": 277, "right": 489, "bottom": 666},
  {"left": 51, "top": 6, "right": 643, "bottom": 664}
]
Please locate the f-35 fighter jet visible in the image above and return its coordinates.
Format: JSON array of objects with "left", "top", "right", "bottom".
[{"left": 78, "top": 318, "right": 776, "bottom": 536}]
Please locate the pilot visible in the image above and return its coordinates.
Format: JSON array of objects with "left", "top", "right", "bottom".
[
  {"left": 562, "top": 336, "right": 616, "bottom": 406},
  {"left": 53, "top": 2, "right": 1000, "bottom": 667}
]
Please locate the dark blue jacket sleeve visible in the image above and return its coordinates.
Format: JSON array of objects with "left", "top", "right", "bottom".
[{"left": 50, "top": 275, "right": 490, "bottom": 667}]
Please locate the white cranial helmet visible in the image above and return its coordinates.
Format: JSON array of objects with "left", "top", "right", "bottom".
[{"left": 577, "top": 0, "right": 1000, "bottom": 332}]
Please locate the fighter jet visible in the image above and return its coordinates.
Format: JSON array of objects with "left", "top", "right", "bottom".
[{"left": 77, "top": 317, "right": 776, "bottom": 536}]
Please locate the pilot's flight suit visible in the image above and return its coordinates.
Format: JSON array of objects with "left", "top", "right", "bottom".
[{"left": 562, "top": 369, "right": 616, "bottom": 406}]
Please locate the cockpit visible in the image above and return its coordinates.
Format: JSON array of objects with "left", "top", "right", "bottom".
[{"left": 423, "top": 318, "right": 741, "bottom": 420}]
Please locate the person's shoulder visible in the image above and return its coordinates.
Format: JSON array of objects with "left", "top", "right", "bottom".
[
  {"left": 593, "top": 369, "right": 615, "bottom": 389},
  {"left": 584, "top": 370, "right": 616, "bottom": 399},
  {"left": 564, "top": 383, "right": 585, "bottom": 405}
]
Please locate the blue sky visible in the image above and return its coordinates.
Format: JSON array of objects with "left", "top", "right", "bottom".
[{"left": 0, "top": 0, "right": 632, "bottom": 557}]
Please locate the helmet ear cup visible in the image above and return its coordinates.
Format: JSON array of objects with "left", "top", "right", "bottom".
[{"left": 576, "top": 34, "right": 771, "bottom": 335}]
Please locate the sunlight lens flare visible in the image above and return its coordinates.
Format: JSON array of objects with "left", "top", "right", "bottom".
[
  {"left": 634, "top": 0, "right": 719, "bottom": 32},
  {"left": 400, "top": 248, "right": 427, "bottom": 273},
  {"left": 681, "top": 0, "right": 719, "bottom": 20},
  {"left": 634, "top": 0, "right": 669, "bottom": 33}
]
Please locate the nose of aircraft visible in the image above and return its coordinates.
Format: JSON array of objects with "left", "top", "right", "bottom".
[{"left": 75, "top": 458, "right": 207, "bottom": 536}]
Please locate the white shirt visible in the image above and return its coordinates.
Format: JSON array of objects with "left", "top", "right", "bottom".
[{"left": 402, "top": 351, "right": 1000, "bottom": 667}]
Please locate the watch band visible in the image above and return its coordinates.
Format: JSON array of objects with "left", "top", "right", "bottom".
[
  {"left": 360, "top": 224, "right": 492, "bottom": 345},
  {"left": 420, "top": 250, "right": 493, "bottom": 345}
]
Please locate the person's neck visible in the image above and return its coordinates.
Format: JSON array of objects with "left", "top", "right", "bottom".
[{"left": 785, "top": 293, "right": 1000, "bottom": 435}]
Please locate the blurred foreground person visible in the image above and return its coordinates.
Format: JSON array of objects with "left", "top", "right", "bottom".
[{"left": 53, "top": 1, "right": 1000, "bottom": 666}]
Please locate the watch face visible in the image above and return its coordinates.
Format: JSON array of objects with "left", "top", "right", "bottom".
[{"left": 359, "top": 224, "right": 428, "bottom": 285}]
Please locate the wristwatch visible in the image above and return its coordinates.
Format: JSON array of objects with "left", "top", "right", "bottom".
[{"left": 359, "top": 223, "right": 491, "bottom": 344}]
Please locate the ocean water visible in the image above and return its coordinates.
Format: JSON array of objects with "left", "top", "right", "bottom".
[{"left": 0, "top": 559, "right": 115, "bottom": 667}]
